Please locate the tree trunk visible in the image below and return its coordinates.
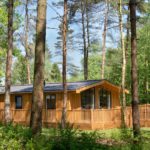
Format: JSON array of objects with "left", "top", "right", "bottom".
[
  {"left": 25, "top": 0, "right": 31, "bottom": 84},
  {"left": 81, "top": 0, "right": 88, "bottom": 80},
  {"left": 129, "top": 0, "right": 140, "bottom": 137},
  {"left": 61, "top": 0, "right": 68, "bottom": 129},
  {"left": 30, "top": 0, "right": 47, "bottom": 135},
  {"left": 101, "top": 0, "right": 108, "bottom": 79},
  {"left": 125, "top": 6, "right": 130, "bottom": 61},
  {"left": 4, "top": 0, "right": 14, "bottom": 124},
  {"left": 118, "top": 0, "right": 126, "bottom": 127},
  {"left": 85, "top": 0, "right": 90, "bottom": 78}
]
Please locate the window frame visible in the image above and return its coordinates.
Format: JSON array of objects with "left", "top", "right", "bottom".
[
  {"left": 99, "top": 88, "right": 112, "bottom": 109},
  {"left": 81, "top": 89, "right": 95, "bottom": 109},
  {"left": 46, "top": 94, "right": 56, "bottom": 109},
  {"left": 15, "top": 95, "right": 23, "bottom": 109}
]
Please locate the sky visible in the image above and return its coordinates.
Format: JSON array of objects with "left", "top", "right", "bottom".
[
  {"left": 16, "top": 0, "right": 120, "bottom": 71},
  {"left": 46, "top": 0, "right": 82, "bottom": 68},
  {"left": 16, "top": 0, "right": 82, "bottom": 68}
]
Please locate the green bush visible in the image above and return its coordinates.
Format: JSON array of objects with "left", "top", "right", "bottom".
[
  {"left": 0, "top": 123, "right": 32, "bottom": 149},
  {"left": 50, "top": 123, "right": 108, "bottom": 150},
  {"left": 0, "top": 123, "right": 149, "bottom": 150}
]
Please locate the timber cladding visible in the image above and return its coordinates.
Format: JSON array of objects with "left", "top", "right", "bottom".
[
  {"left": 0, "top": 80, "right": 133, "bottom": 129},
  {"left": 0, "top": 87, "right": 120, "bottom": 110},
  {"left": 0, "top": 93, "right": 149, "bottom": 130}
]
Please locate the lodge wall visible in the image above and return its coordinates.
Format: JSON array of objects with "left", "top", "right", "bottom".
[{"left": 0, "top": 83, "right": 120, "bottom": 110}]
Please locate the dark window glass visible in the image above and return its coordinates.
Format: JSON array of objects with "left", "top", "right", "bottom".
[
  {"left": 81, "top": 89, "right": 94, "bottom": 109},
  {"left": 46, "top": 95, "right": 56, "bottom": 109},
  {"left": 15, "top": 96, "right": 22, "bottom": 109},
  {"left": 99, "top": 89, "right": 111, "bottom": 109}
]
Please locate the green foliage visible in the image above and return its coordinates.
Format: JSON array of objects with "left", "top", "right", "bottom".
[
  {"left": 26, "top": 134, "right": 52, "bottom": 150},
  {"left": 12, "top": 56, "right": 29, "bottom": 84},
  {"left": 12, "top": 50, "right": 62, "bottom": 84},
  {"left": 0, "top": 123, "right": 32, "bottom": 149},
  {"left": 0, "top": 124, "right": 149, "bottom": 150},
  {"left": 88, "top": 54, "right": 101, "bottom": 80},
  {"left": 88, "top": 48, "right": 122, "bottom": 85},
  {"left": 51, "top": 63, "right": 61, "bottom": 82},
  {"left": 50, "top": 123, "right": 106, "bottom": 150},
  {"left": 137, "top": 23, "right": 150, "bottom": 103}
]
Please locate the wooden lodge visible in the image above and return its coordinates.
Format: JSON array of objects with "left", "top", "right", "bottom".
[{"left": 0, "top": 79, "right": 149, "bottom": 130}]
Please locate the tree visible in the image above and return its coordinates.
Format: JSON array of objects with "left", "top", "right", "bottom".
[
  {"left": 129, "top": 0, "right": 140, "bottom": 137},
  {"left": 118, "top": 0, "right": 126, "bottom": 127},
  {"left": 81, "top": 0, "right": 88, "bottom": 80},
  {"left": 51, "top": 63, "right": 61, "bottom": 82},
  {"left": 12, "top": 56, "right": 27, "bottom": 84},
  {"left": 30, "top": 0, "right": 47, "bottom": 135},
  {"left": 101, "top": 0, "right": 109, "bottom": 79},
  {"left": 0, "top": 2, "right": 8, "bottom": 77},
  {"left": 137, "top": 24, "right": 150, "bottom": 103},
  {"left": 68, "top": 0, "right": 102, "bottom": 80},
  {"left": 4, "top": 0, "right": 14, "bottom": 123},
  {"left": 61, "top": 0, "right": 68, "bottom": 128},
  {"left": 25, "top": 0, "right": 31, "bottom": 84}
]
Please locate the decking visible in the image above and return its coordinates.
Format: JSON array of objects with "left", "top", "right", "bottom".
[{"left": 0, "top": 104, "right": 149, "bottom": 130}]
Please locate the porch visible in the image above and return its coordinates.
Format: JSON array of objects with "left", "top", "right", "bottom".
[{"left": 0, "top": 104, "right": 150, "bottom": 130}]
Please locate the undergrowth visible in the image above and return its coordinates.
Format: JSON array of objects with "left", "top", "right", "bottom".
[{"left": 0, "top": 123, "right": 149, "bottom": 150}]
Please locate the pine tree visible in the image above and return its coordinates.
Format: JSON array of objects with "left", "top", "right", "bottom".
[
  {"left": 101, "top": 0, "right": 109, "bottom": 79},
  {"left": 129, "top": 0, "right": 140, "bottom": 138},
  {"left": 61, "top": 0, "right": 68, "bottom": 128},
  {"left": 51, "top": 63, "right": 61, "bottom": 82},
  {"left": 25, "top": 0, "right": 31, "bottom": 84},
  {"left": 4, "top": 0, "right": 14, "bottom": 124},
  {"left": 118, "top": 0, "right": 126, "bottom": 127},
  {"left": 30, "top": 0, "right": 47, "bottom": 135}
]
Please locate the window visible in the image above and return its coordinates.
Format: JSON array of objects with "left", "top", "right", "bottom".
[
  {"left": 81, "top": 89, "right": 94, "bottom": 109},
  {"left": 46, "top": 95, "right": 56, "bottom": 109},
  {"left": 99, "top": 89, "right": 111, "bottom": 109},
  {"left": 15, "top": 96, "right": 22, "bottom": 109}
]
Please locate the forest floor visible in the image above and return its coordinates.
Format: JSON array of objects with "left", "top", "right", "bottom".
[
  {"left": 0, "top": 123, "right": 149, "bottom": 149},
  {"left": 42, "top": 126, "right": 150, "bottom": 149}
]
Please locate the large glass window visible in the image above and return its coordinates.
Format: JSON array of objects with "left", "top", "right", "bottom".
[
  {"left": 15, "top": 96, "right": 22, "bottom": 109},
  {"left": 46, "top": 95, "right": 56, "bottom": 109},
  {"left": 81, "top": 89, "right": 94, "bottom": 109},
  {"left": 99, "top": 89, "right": 111, "bottom": 109}
]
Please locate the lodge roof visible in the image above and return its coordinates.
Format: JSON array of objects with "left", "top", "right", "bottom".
[{"left": 0, "top": 80, "right": 104, "bottom": 94}]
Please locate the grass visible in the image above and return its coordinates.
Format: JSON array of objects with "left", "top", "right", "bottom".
[
  {"left": 42, "top": 127, "right": 150, "bottom": 150},
  {"left": 0, "top": 123, "right": 149, "bottom": 150}
]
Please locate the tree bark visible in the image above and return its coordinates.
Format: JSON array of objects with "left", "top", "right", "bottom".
[
  {"left": 85, "top": 0, "right": 90, "bottom": 78},
  {"left": 61, "top": 0, "right": 68, "bottom": 129},
  {"left": 30, "top": 0, "right": 47, "bottom": 135},
  {"left": 25, "top": 0, "right": 31, "bottom": 84},
  {"left": 101, "top": 0, "right": 109, "bottom": 79},
  {"left": 81, "top": 0, "right": 88, "bottom": 80},
  {"left": 4, "top": 0, "right": 14, "bottom": 124},
  {"left": 125, "top": 6, "right": 130, "bottom": 61},
  {"left": 118, "top": 0, "right": 126, "bottom": 127},
  {"left": 129, "top": 0, "right": 140, "bottom": 137}
]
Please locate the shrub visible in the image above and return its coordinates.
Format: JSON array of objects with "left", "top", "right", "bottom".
[
  {"left": 50, "top": 123, "right": 108, "bottom": 150},
  {"left": 0, "top": 123, "right": 32, "bottom": 149}
]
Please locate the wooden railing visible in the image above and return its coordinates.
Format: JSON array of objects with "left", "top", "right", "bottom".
[{"left": 0, "top": 104, "right": 149, "bottom": 129}]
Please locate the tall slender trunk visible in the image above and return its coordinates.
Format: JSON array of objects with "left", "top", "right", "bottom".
[
  {"left": 125, "top": 6, "right": 130, "bottom": 61},
  {"left": 61, "top": 0, "right": 68, "bottom": 128},
  {"left": 30, "top": 0, "right": 47, "bottom": 135},
  {"left": 4, "top": 0, "right": 14, "bottom": 124},
  {"left": 129, "top": 0, "right": 140, "bottom": 137},
  {"left": 85, "top": 0, "right": 90, "bottom": 77},
  {"left": 101, "top": 0, "right": 108, "bottom": 79},
  {"left": 118, "top": 0, "right": 126, "bottom": 127},
  {"left": 25, "top": 0, "right": 31, "bottom": 84},
  {"left": 81, "top": 0, "right": 88, "bottom": 80}
]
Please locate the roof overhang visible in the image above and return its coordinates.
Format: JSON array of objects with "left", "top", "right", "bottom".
[{"left": 75, "top": 80, "right": 129, "bottom": 94}]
